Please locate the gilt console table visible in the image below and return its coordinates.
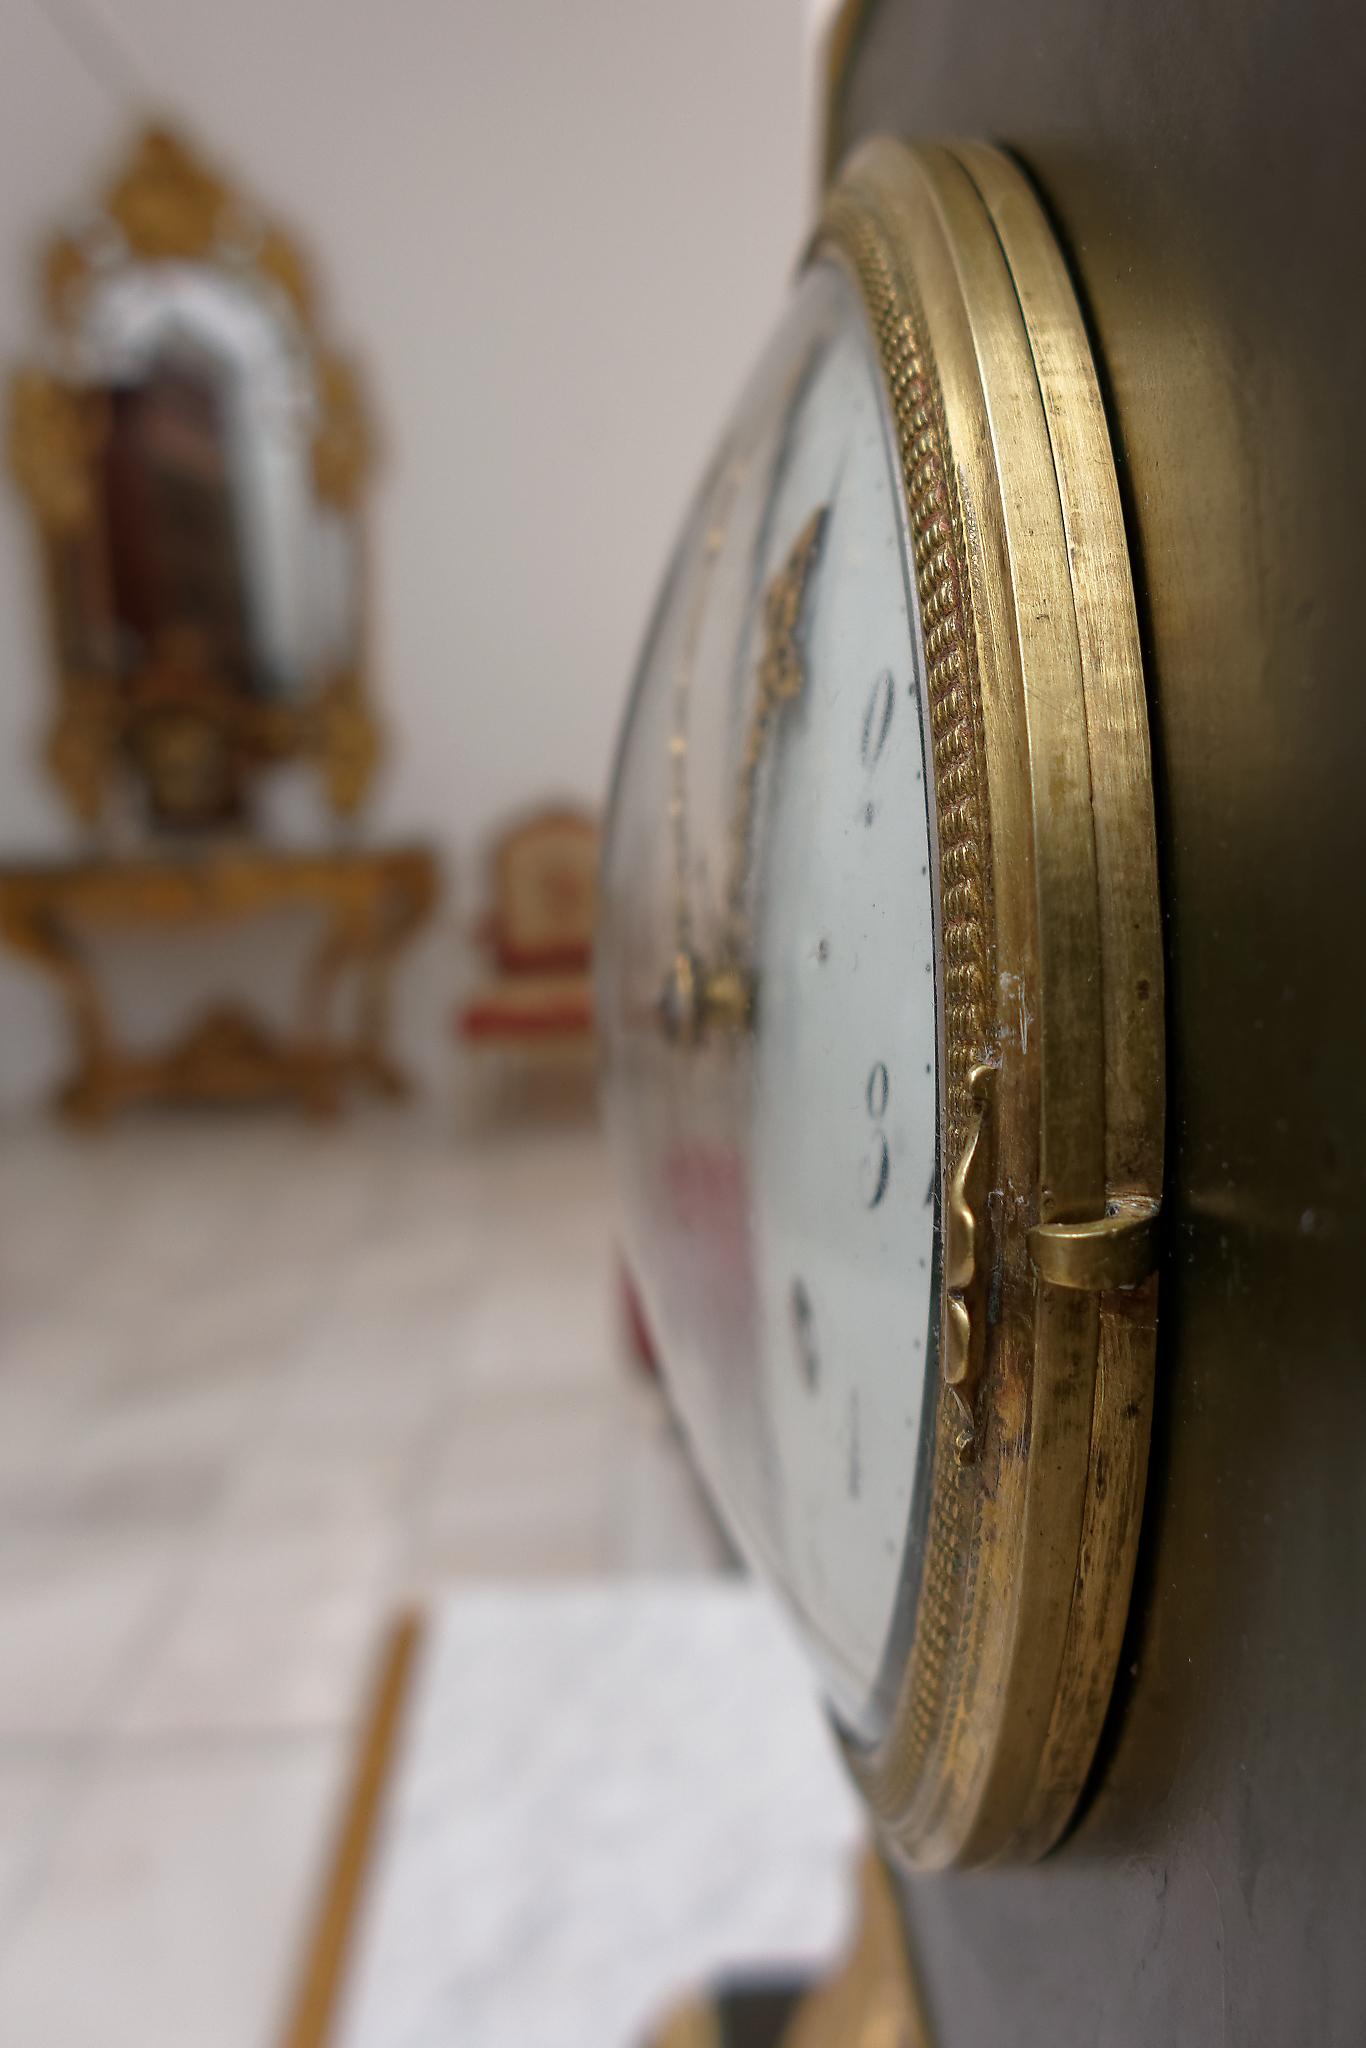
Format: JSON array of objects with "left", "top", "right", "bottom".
[{"left": 0, "top": 843, "right": 438, "bottom": 1124}]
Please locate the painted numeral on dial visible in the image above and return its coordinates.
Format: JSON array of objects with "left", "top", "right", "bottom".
[
  {"left": 860, "top": 668, "right": 895, "bottom": 769},
  {"left": 864, "top": 1060, "right": 891, "bottom": 1208},
  {"left": 790, "top": 1276, "right": 819, "bottom": 1393}
]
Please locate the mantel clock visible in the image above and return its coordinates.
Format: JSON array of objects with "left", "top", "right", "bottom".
[{"left": 601, "top": 139, "right": 1163, "bottom": 1869}]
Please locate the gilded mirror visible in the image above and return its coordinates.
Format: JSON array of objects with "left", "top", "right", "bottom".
[{"left": 8, "top": 125, "right": 380, "bottom": 834}]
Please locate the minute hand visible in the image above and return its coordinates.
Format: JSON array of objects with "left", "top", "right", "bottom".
[{"left": 720, "top": 504, "right": 829, "bottom": 964}]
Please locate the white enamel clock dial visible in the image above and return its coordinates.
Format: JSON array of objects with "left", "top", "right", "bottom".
[{"left": 600, "top": 258, "right": 939, "bottom": 1737}]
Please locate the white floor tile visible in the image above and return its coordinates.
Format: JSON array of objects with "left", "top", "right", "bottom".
[
  {"left": 0, "top": 1739, "right": 346, "bottom": 2048},
  {"left": 117, "top": 1530, "right": 396, "bottom": 1738},
  {"left": 0, "top": 1757, "right": 75, "bottom": 1939},
  {"left": 0, "top": 1534, "right": 182, "bottom": 1740},
  {"left": 0, "top": 1113, "right": 726, "bottom": 2043}
]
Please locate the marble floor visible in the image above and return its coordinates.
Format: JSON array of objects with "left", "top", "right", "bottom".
[
  {"left": 0, "top": 1110, "right": 728, "bottom": 2048},
  {"left": 338, "top": 1585, "right": 865, "bottom": 2048}
]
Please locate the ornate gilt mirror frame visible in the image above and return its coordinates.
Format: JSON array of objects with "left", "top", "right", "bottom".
[{"left": 7, "top": 124, "right": 381, "bottom": 827}]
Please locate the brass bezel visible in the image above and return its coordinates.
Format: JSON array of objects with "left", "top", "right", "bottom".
[{"left": 817, "top": 140, "right": 1163, "bottom": 1867}]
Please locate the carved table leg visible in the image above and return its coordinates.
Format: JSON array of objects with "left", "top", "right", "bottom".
[
  {"left": 298, "top": 901, "right": 373, "bottom": 1117},
  {"left": 2, "top": 903, "right": 119, "bottom": 1125},
  {"left": 353, "top": 871, "right": 432, "bottom": 1100},
  {"left": 348, "top": 860, "right": 438, "bottom": 1097}
]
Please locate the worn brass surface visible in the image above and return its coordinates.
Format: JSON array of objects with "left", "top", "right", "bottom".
[
  {"left": 818, "top": 140, "right": 1162, "bottom": 1868},
  {"left": 9, "top": 125, "right": 381, "bottom": 827},
  {"left": 0, "top": 846, "right": 436, "bottom": 1122},
  {"left": 830, "top": 0, "right": 1366, "bottom": 2039},
  {"left": 649, "top": 2002, "right": 722, "bottom": 2048},
  {"left": 1028, "top": 1198, "right": 1160, "bottom": 1291},
  {"left": 941, "top": 1062, "right": 994, "bottom": 1464},
  {"left": 275, "top": 1614, "right": 423, "bottom": 2048},
  {"left": 780, "top": 1853, "right": 930, "bottom": 2048},
  {"left": 647, "top": 1853, "right": 929, "bottom": 2048},
  {"left": 818, "top": 0, "right": 873, "bottom": 188}
]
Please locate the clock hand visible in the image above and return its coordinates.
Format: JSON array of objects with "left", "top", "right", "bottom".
[
  {"left": 660, "top": 453, "right": 747, "bottom": 1046},
  {"left": 722, "top": 342, "right": 824, "bottom": 712},
  {"left": 660, "top": 345, "right": 835, "bottom": 1051},
  {"left": 660, "top": 502, "right": 830, "bottom": 1046},
  {"left": 719, "top": 502, "right": 829, "bottom": 971}
]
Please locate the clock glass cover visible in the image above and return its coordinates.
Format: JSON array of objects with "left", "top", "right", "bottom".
[{"left": 600, "top": 257, "right": 939, "bottom": 1739}]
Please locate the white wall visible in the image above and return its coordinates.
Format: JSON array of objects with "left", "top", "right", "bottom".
[{"left": 0, "top": 0, "right": 813, "bottom": 1107}]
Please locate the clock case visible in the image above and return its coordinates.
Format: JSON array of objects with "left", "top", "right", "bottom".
[{"left": 822, "top": 141, "right": 1163, "bottom": 1867}]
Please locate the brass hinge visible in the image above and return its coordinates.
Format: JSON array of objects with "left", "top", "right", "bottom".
[{"left": 1028, "top": 1197, "right": 1161, "bottom": 1292}]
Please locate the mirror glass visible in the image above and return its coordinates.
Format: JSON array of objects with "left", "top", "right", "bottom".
[
  {"left": 75, "top": 262, "right": 357, "bottom": 711},
  {"left": 80, "top": 262, "right": 358, "bottom": 716}
]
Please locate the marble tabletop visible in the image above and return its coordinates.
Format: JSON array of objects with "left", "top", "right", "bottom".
[{"left": 336, "top": 1581, "right": 869, "bottom": 2048}]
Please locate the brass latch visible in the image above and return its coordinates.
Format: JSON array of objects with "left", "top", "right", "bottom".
[{"left": 943, "top": 1063, "right": 996, "bottom": 1464}]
